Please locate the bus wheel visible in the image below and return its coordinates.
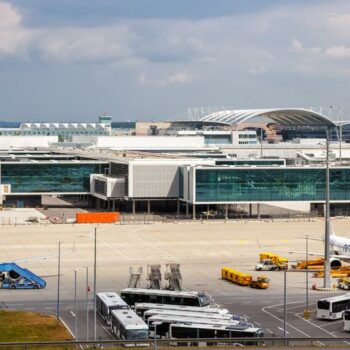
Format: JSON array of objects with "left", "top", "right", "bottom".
[
  {"left": 33, "top": 284, "right": 39, "bottom": 289},
  {"left": 10, "top": 284, "right": 16, "bottom": 289}
]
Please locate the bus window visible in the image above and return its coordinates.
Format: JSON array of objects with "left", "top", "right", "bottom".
[
  {"left": 183, "top": 297, "right": 199, "bottom": 306},
  {"left": 121, "top": 293, "right": 133, "bottom": 305},
  {"left": 332, "top": 300, "right": 350, "bottom": 313},
  {"left": 149, "top": 294, "right": 158, "bottom": 303},
  {"left": 172, "top": 327, "right": 197, "bottom": 338},
  {"left": 317, "top": 300, "right": 330, "bottom": 310},
  {"left": 345, "top": 311, "right": 350, "bottom": 320},
  {"left": 216, "top": 330, "right": 230, "bottom": 338},
  {"left": 199, "top": 329, "right": 216, "bottom": 338}
]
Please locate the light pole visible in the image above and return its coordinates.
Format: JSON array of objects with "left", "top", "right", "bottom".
[
  {"left": 75, "top": 269, "right": 78, "bottom": 340},
  {"left": 56, "top": 241, "right": 61, "bottom": 321},
  {"left": 324, "top": 127, "right": 331, "bottom": 288},
  {"left": 153, "top": 322, "right": 162, "bottom": 350},
  {"left": 283, "top": 268, "right": 287, "bottom": 342},
  {"left": 93, "top": 227, "right": 97, "bottom": 342},
  {"left": 86, "top": 266, "right": 89, "bottom": 341},
  {"left": 304, "top": 235, "right": 310, "bottom": 319}
]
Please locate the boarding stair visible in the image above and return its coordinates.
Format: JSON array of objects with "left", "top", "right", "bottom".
[
  {"left": 0, "top": 263, "right": 46, "bottom": 289},
  {"left": 165, "top": 263, "right": 182, "bottom": 291},
  {"left": 147, "top": 264, "right": 162, "bottom": 289},
  {"left": 128, "top": 266, "right": 142, "bottom": 288}
]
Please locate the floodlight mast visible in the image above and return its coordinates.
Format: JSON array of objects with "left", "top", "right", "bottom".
[{"left": 323, "top": 126, "right": 331, "bottom": 289}]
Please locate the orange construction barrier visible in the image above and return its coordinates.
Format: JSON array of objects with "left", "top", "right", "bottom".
[{"left": 76, "top": 212, "right": 120, "bottom": 224}]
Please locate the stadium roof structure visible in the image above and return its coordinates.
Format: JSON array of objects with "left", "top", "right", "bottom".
[{"left": 171, "top": 107, "right": 336, "bottom": 127}]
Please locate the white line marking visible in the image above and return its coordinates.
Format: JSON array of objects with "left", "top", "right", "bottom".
[
  {"left": 90, "top": 232, "right": 132, "bottom": 261},
  {"left": 262, "top": 302, "right": 310, "bottom": 337},
  {"left": 294, "top": 312, "right": 337, "bottom": 338},
  {"left": 243, "top": 314, "right": 250, "bottom": 319},
  {"left": 128, "top": 229, "right": 175, "bottom": 259},
  {"left": 265, "top": 328, "right": 273, "bottom": 334},
  {"left": 70, "top": 310, "right": 76, "bottom": 317},
  {"left": 344, "top": 341, "right": 350, "bottom": 345},
  {"left": 316, "top": 341, "right": 325, "bottom": 346},
  {"left": 278, "top": 327, "right": 289, "bottom": 334},
  {"left": 320, "top": 319, "right": 344, "bottom": 327},
  {"left": 255, "top": 321, "right": 261, "bottom": 326}
]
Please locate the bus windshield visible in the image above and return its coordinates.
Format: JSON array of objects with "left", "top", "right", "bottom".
[
  {"left": 126, "top": 329, "right": 149, "bottom": 340},
  {"left": 317, "top": 300, "right": 330, "bottom": 310}
]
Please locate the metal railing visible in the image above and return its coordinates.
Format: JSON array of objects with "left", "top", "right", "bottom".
[{"left": 0, "top": 337, "right": 350, "bottom": 349}]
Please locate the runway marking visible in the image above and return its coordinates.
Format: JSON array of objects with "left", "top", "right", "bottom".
[
  {"left": 59, "top": 316, "right": 75, "bottom": 339},
  {"left": 294, "top": 312, "right": 337, "bottom": 338},
  {"left": 90, "top": 230, "right": 136, "bottom": 261},
  {"left": 239, "top": 240, "right": 248, "bottom": 244},
  {"left": 275, "top": 305, "right": 315, "bottom": 312},
  {"left": 278, "top": 327, "right": 289, "bottom": 334},
  {"left": 128, "top": 228, "right": 175, "bottom": 259},
  {"left": 262, "top": 302, "right": 310, "bottom": 337},
  {"left": 319, "top": 319, "right": 344, "bottom": 327}
]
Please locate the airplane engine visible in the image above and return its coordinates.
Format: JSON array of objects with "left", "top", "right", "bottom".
[
  {"left": 8, "top": 270, "right": 20, "bottom": 280},
  {"left": 330, "top": 258, "right": 342, "bottom": 269}
]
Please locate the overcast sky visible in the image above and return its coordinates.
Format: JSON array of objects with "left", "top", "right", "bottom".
[{"left": 0, "top": 0, "right": 349, "bottom": 122}]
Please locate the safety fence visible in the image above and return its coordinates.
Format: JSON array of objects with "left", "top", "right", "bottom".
[
  {"left": 0, "top": 337, "right": 349, "bottom": 349},
  {"left": 1, "top": 210, "right": 349, "bottom": 225}
]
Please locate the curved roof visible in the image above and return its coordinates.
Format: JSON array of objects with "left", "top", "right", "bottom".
[{"left": 171, "top": 108, "right": 335, "bottom": 127}]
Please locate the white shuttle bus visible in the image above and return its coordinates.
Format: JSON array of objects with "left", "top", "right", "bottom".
[
  {"left": 120, "top": 288, "right": 211, "bottom": 308},
  {"left": 344, "top": 310, "right": 350, "bottom": 331},
  {"left": 111, "top": 308, "right": 149, "bottom": 343},
  {"left": 169, "top": 322, "right": 264, "bottom": 346},
  {"left": 143, "top": 308, "right": 235, "bottom": 322},
  {"left": 96, "top": 292, "right": 129, "bottom": 325},
  {"left": 147, "top": 314, "right": 243, "bottom": 338},
  {"left": 317, "top": 294, "right": 350, "bottom": 320},
  {"left": 134, "top": 303, "right": 229, "bottom": 318}
]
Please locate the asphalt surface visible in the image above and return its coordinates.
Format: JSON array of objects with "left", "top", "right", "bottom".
[{"left": 1, "top": 219, "right": 350, "bottom": 347}]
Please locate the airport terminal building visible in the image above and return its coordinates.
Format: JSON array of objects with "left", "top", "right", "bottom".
[{"left": 1, "top": 108, "right": 350, "bottom": 216}]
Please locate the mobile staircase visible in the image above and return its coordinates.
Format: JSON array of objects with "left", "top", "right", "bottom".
[
  {"left": 165, "top": 263, "right": 182, "bottom": 291},
  {"left": 147, "top": 264, "right": 162, "bottom": 289},
  {"left": 128, "top": 266, "right": 142, "bottom": 288},
  {"left": 0, "top": 263, "right": 46, "bottom": 289}
]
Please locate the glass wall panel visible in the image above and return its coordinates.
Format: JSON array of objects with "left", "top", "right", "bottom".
[
  {"left": 1, "top": 163, "right": 107, "bottom": 193},
  {"left": 195, "top": 168, "right": 350, "bottom": 202}
]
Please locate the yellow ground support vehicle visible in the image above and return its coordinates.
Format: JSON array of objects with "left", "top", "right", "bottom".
[
  {"left": 258, "top": 252, "right": 288, "bottom": 270},
  {"left": 294, "top": 258, "right": 325, "bottom": 270},
  {"left": 338, "top": 277, "right": 350, "bottom": 290},
  {"left": 250, "top": 277, "right": 270, "bottom": 289},
  {"left": 221, "top": 267, "right": 270, "bottom": 289},
  {"left": 314, "top": 266, "right": 350, "bottom": 278}
]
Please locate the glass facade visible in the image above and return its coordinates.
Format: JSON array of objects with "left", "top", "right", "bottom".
[
  {"left": 215, "top": 159, "right": 285, "bottom": 166},
  {"left": 204, "top": 135, "right": 231, "bottom": 145},
  {"left": 1, "top": 163, "right": 108, "bottom": 193},
  {"left": 195, "top": 168, "right": 350, "bottom": 202}
]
